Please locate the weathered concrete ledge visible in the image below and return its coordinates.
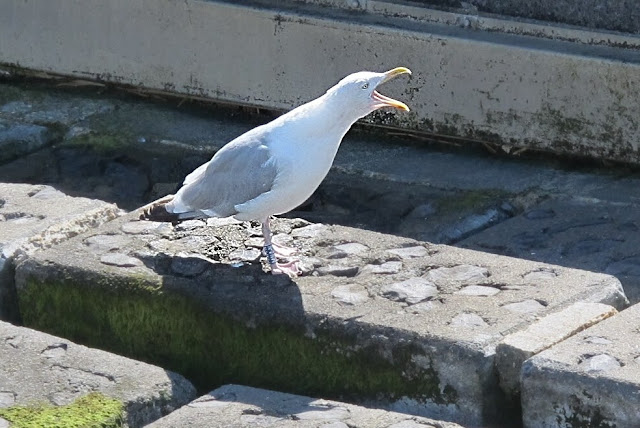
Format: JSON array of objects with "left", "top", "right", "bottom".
[
  {"left": 2, "top": 1, "right": 640, "bottom": 163},
  {"left": 148, "top": 384, "right": 463, "bottom": 427},
  {"left": 521, "top": 302, "right": 640, "bottom": 428},
  {"left": 13, "top": 211, "right": 628, "bottom": 426},
  {"left": 0, "top": 183, "right": 120, "bottom": 322},
  {"left": 0, "top": 320, "right": 196, "bottom": 427},
  {"left": 460, "top": 197, "right": 640, "bottom": 305},
  {"left": 495, "top": 302, "right": 617, "bottom": 400}
]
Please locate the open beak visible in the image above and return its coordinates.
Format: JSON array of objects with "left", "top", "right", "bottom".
[{"left": 372, "top": 67, "right": 412, "bottom": 112}]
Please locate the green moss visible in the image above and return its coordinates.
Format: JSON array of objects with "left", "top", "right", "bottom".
[
  {"left": 0, "top": 392, "right": 124, "bottom": 428},
  {"left": 436, "top": 189, "right": 508, "bottom": 216},
  {"left": 18, "top": 275, "right": 453, "bottom": 405},
  {"left": 62, "top": 133, "right": 132, "bottom": 154}
]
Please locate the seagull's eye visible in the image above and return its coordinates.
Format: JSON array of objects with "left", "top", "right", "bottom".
[{"left": 361, "top": 83, "right": 369, "bottom": 90}]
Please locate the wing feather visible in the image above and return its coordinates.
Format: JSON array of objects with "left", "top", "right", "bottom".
[{"left": 169, "top": 134, "right": 278, "bottom": 218}]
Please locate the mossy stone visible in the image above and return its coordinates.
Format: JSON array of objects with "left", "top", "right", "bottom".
[
  {"left": 18, "top": 273, "right": 455, "bottom": 405},
  {"left": 0, "top": 392, "right": 124, "bottom": 428}
]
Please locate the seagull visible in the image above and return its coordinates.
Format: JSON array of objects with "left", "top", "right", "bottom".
[{"left": 141, "top": 67, "right": 412, "bottom": 277}]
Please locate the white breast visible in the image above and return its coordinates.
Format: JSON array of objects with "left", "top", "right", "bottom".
[{"left": 234, "top": 130, "right": 344, "bottom": 221}]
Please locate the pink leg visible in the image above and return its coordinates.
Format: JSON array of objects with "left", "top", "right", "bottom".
[{"left": 262, "top": 218, "right": 301, "bottom": 278}]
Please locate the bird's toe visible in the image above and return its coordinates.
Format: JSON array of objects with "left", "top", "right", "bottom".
[
  {"left": 271, "top": 260, "right": 302, "bottom": 278},
  {"left": 273, "top": 243, "right": 298, "bottom": 257}
]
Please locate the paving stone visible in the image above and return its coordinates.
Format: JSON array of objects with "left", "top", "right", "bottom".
[
  {"left": 0, "top": 119, "right": 55, "bottom": 163},
  {"left": 100, "top": 252, "right": 144, "bottom": 268},
  {"left": 0, "top": 320, "right": 196, "bottom": 427},
  {"left": 454, "top": 285, "right": 500, "bottom": 297},
  {"left": 521, "top": 303, "right": 640, "bottom": 428},
  {"left": 386, "top": 246, "right": 429, "bottom": 259},
  {"left": 331, "top": 284, "right": 370, "bottom": 306},
  {"left": 435, "top": 207, "right": 511, "bottom": 244},
  {"left": 460, "top": 198, "right": 640, "bottom": 304},
  {"left": 495, "top": 302, "right": 618, "bottom": 400},
  {"left": 229, "top": 248, "right": 261, "bottom": 262},
  {"left": 316, "top": 264, "right": 360, "bottom": 277},
  {"left": 0, "top": 93, "right": 114, "bottom": 127},
  {"left": 334, "top": 242, "right": 369, "bottom": 256},
  {"left": 361, "top": 261, "right": 403, "bottom": 275},
  {"left": 0, "top": 183, "right": 120, "bottom": 321},
  {"left": 13, "top": 214, "right": 628, "bottom": 426},
  {"left": 381, "top": 278, "right": 438, "bottom": 304},
  {"left": 146, "top": 384, "right": 463, "bottom": 428}
]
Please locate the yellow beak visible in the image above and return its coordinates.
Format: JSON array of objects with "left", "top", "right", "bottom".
[
  {"left": 374, "top": 67, "right": 412, "bottom": 112},
  {"left": 381, "top": 67, "right": 412, "bottom": 83}
]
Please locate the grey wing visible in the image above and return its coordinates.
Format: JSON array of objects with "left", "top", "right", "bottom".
[{"left": 171, "top": 135, "right": 278, "bottom": 217}]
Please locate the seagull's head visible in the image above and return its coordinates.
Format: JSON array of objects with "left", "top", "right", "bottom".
[{"left": 325, "top": 67, "right": 412, "bottom": 120}]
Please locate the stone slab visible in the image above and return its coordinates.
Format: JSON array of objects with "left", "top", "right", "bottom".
[
  {"left": 521, "top": 302, "right": 640, "bottom": 428},
  {"left": 0, "top": 119, "right": 54, "bottom": 163},
  {"left": 0, "top": 320, "right": 196, "bottom": 427},
  {"left": 13, "top": 212, "right": 628, "bottom": 426},
  {"left": 147, "top": 384, "right": 463, "bottom": 428},
  {"left": 495, "top": 302, "right": 618, "bottom": 399},
  {"left": 0, "top": 183, "right": 120, "bottom": 321},
  {"left": 3, "top": 1, "right": 640, "bottom": 163},
  {"left": 460, "top": 197, "right": 640, "bottom": 304}
]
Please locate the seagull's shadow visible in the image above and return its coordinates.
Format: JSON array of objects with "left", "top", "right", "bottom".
[
  {"left": 135, "top": 250, "right": 304, "bottom": 324},
  {"left": 131, "top": 248, "right": 313, "bottom": 394}
]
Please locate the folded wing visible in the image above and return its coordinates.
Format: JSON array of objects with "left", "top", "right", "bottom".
[{"left": 168, "top": 135, "right": 279, "bottom": 218}]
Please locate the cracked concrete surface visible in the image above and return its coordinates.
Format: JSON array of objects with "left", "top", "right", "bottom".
[{"left": 0, "top": 321, "right": 196, "bottom": 427}]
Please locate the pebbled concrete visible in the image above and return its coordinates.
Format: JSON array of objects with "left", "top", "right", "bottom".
[
  {"left": 3, "top": 0, "right": 640, "bottom": 163},
  {"left": 495, "top": 302, "right": 618, "bottom": 400},
  {"left": 521, "top": 302, "right": 640, "bottom": 428},
  {"left": 0, "top": 183, "right": 120, "bottom": 321},
  {"left": 13, "top": 212, "right": 628, "bottom": 426},
  {"left": 0, "top": 320, "right": 196, "bottom": 427},
  {"left": 147, "top": 384, "right": 464, "bottom": 427}
]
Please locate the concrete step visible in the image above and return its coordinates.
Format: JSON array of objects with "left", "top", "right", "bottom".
[
  {"left": 521, "top": 302, "right": 640, "bottom": 428},
  {"left": 0, "top": 320, "right": 196, "bottom": 427},
  {"left": 2, "top": 0, "right": 640, "bottom": 164},
  {"left": 147, "top": 384, "right": 464, "bottom": 427},
  {"left": 460, "top": 197, "right": 640, "bottom": 304},
  {"left": 0, "top": 183, "right": 120, "bottom": 321},
  {"left": 13, "top": 211, "right": 628, "bottom": 426}
]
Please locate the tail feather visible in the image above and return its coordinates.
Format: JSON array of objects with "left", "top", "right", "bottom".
[{"left": 138, "top": 195, "right": 205, "bottom": 222}]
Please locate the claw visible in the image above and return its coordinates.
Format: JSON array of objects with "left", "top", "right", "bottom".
[
  {"left": 271, "top": 260, "right": 302, "bottom": 278},
  {"left": 273, "top": 242, "right": 298, "bottom": 257},
  {"left": 261, "top": 217, "right": 301, "bottom": 278}
]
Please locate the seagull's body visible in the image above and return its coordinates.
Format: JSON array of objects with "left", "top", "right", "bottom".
[{"left": 142, "top": 67, "right": 411, "bottom": 276}]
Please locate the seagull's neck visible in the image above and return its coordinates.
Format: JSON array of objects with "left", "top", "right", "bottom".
[{"left": 274, "top": 94, "right": 362, "bottom": 141}]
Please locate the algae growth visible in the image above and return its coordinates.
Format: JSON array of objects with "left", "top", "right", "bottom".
[
  {"left": 0, "top": 392, "right": 124, "bottom": 428},
  {"left": 18, "top": 272, "right": 455, "bottom": 405},
  {"left": 436, "top": 188, "right": 509, "bottom": 216}
]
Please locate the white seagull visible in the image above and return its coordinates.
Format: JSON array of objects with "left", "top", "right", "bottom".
[{"left": 142, "top": 67, "right": 412, "bottom": 277}]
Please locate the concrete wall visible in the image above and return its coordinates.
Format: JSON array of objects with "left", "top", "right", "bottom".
[
  {"left": 406, "top": 0, "right": 640, "bottom": 34},
  {"left": 2, "top": 0, "right": 640, "bottom": 163}
]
